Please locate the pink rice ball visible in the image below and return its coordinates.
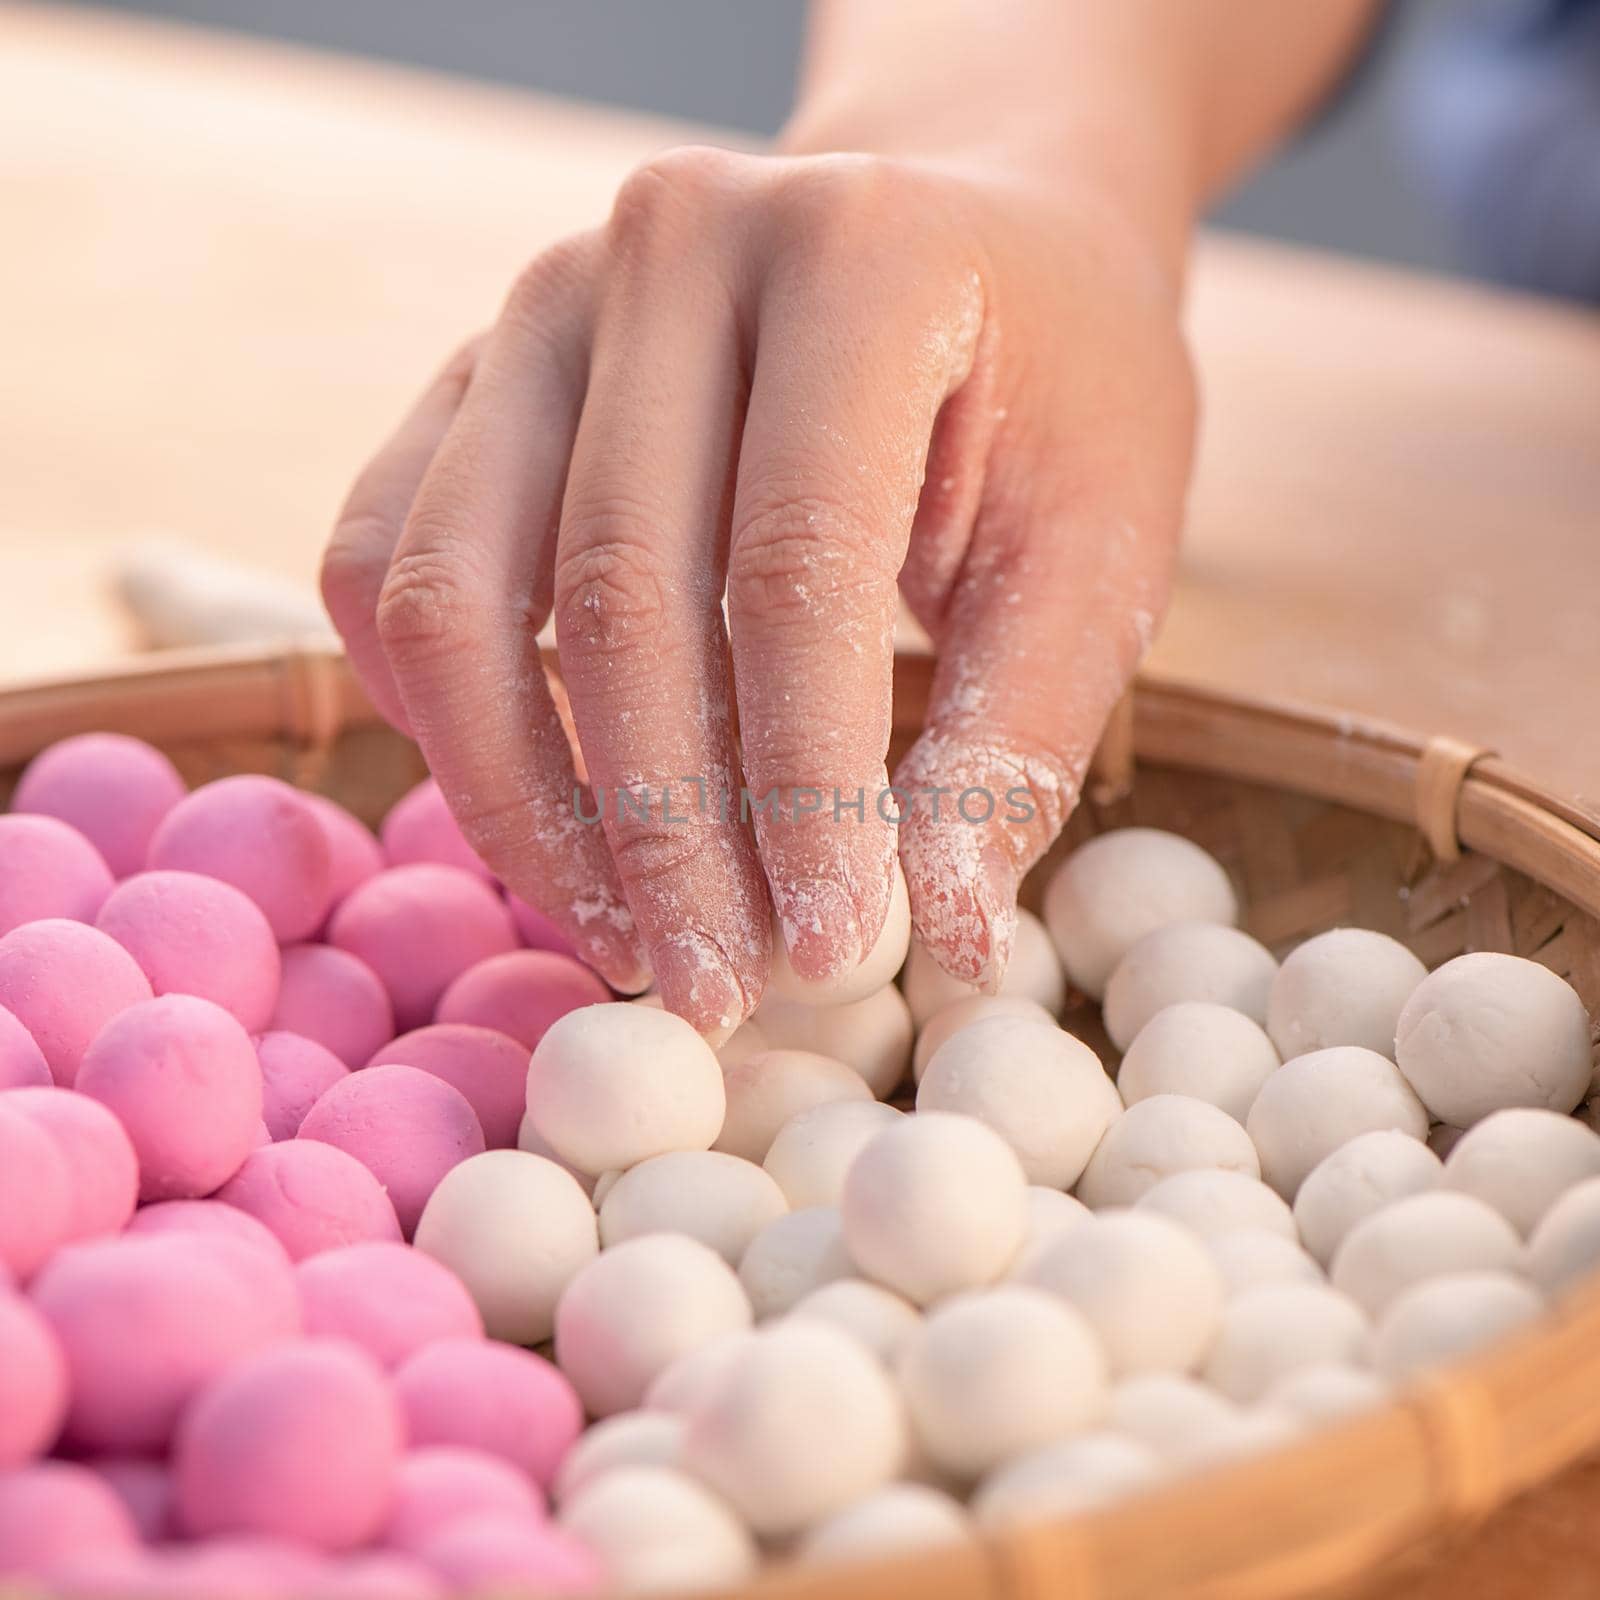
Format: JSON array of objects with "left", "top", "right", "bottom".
[
  {"left": 0, "top": 920, "right": 152, "bottom": 1086},
  {"left": 311, "top": 1552, "right": 445, "bottom": 1600},
  {"left": 304, "top": 793, "right": 385, "bottom": 911},
  {"left": 383, "top": 1447, "right": 544, "bottom": 1556},
  {"left": 30, "top": 1233, "right": 300, "bottom": 1454},
  {"left": 89, "top": 1459, "right": 173, "bottom": 1543},
  {"left": 0, "top": 813, "right": 115, "bottom": 937},
  {"left": 13, "top": 734, "right": 188, "bottom": 880},
  {"left": 76, "top": 994, "right": 262, "bottom": 1201},
  {"left": 173, "top": 1338, "right": 403, "bottom": 1552},
  {"left": 0, "top": 1101, "right": 73, "bottom": 1280},
  {"left": 144, "top": 1536, "right": 328, "bottom": 1600},
  {"left": 215, "top": 1140, "right": 401, "bottom": 1261},
  {"left": 328, "top": 865, "right": 517, "bottom": 1032},
  {"left": 395, "top": 1338, "right": 583, "bottom": 1490},
  {"left": 0, "top": 1291, "right": 69, "bottom": 1466},
  {"left": 368, "top": 1024, "right": 528, "bottom": 1149},
  {"left": 5, "top": 1086, "right": 138, "bottom": 1241},
  {"left": 147, "top": 775, "right": 334, "bottom": 943},
  {"left": 0, "top": 1004, "right": 50, "bottom": 1089},
  {"left": 507, "top": 893, "right": 578, "bottom": 959},
  {"left": 418, "top": 1514, "right": 603, "bottom": 1593},
  {"left": 381, "top": 778, "right": 493, "bottom": 883},
  {"left": 0, "top": 1461, "right": 140, "bottom": 1579},
  {"left": 435, "top": 949, "right": 609, "bottom": 1050},
  {"left": 256, "top": 1031, "right": 350, "bottom": 1141},
  {"left": 125, "top": 1198, "right": 294, "bottom": 1269},
  {"left": 269, "top": 944, "right": 394, "bottom": 1069},
  {"left": 296, "top": 1241, "right": 483, "bottom": 1369},
  {"left": 299, "top": 1065, "right": 485, "bottom": 1236},
  {"left": 95, "top": 870, "right": 280, "bottom": 1033}
]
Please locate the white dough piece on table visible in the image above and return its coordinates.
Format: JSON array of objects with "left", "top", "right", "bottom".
[
  {"left": 1372, "top": 1271, "right": 1543, "bottom": 1381},
  {"left": 766, "top": 862, "right": 911, "bottom": 1008},
  {"left": 642, "top": 1331, "right": 755, "bottom": 1416},
  {"left": 798, "top": 1484, "right": 972, "bottom": 1563},
  {"left": 1008, "top": 1186, "right": 1093, "bottom": 1277},
  {"left": 1442, "top": 1107, "right": 1600, "bottom": 1235},
  {"left": 1102, "top": 923, "right": 1278, "bottom": 1052},
  {"left": 598, "top": 1151, "right": 788, "bottom": 1265},
  {"left": 737, "top": 1207, "right": 856, "bottom": 1319},
  {"left": 1528, "top": 1176, "right": 1600, "bottom": 1294},
  {"left": 912, "top": 994, "right": 1056, "bottom": 1083},
  {"left": 971, "top": 1432, "right": 1165, "bottom": 1529},
  {"left": 755, "top": 985, "right": 913, "bottom": 1099},
  {"left": 713, "top": 1049, "right": 871, "bottom": 1164},
  {"left": 1076, "top": 1094, "right": 1260, "bottom": 1210},
  {"left": 1262, "top": 1362, "right": 1389, "bottom": 1424},
  {"left": 1105, "top": 1374, "right": 1241, "bottom": 1464},
  {"left": 1135, "top": 1169, "right": 1296, "bottom": 1240},
  {"left": 1203, "top": 1282, "right": 1370, "bottom": 1403},
  {"left": 1266, "top": 928, "right": 1427, "bottom": 1060},
  {"left": 1116, "top": 1001, "right": 1279, "bottom": 1124},
  {"left": 787, "top": 1279, "right": 922, "bottom": 1367},
  {"left": 762, "top": 1100, "right": 903, "bottom": 1211},
  {"left": 553, "top": 1411, "right": 686, "bottom": 1505},
  {"left": 901, "top": 908, "right": 1064, "bottom": 1027},
  {"left": 1205, "top": 1228, "right": 1324, "bottom": 1296},
  {"left": 1292, "top": 1130, "right": 1443, "bottom": 1267}
]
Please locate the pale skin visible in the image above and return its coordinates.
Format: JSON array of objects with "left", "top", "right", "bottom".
[{"left": 322, "top": 0, "right": 1381, "bottom": 1034}]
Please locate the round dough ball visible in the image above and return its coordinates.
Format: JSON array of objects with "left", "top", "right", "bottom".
[
  {"left": 0, "top": 1290, "right": 68, "bottom": 1467},
  {"left": 417, "top": 1515, "right": 602, "bottom": 1594},
  {"left": 1135, "top": 1169, "right": 1295, "bottom": 1240},
  {"left": 255, "top": 1030, "right": 350, "bottom": 1142},
  {"left": 0, "top": 1102, "right": 72, "bottom": 1282},
  {"left": 1105, "top": 1373, "right": 1240, "bottom": 1463},
  {"left": 899, "top": 1285, "right": 1107, "bottom": 1478},
  {"left": 76, "top": 993, "right": 262, "bottom": 1201},
  {"left": 799, "top": 1484, "right": 971, "bottom": 1562},
  {"left": 527, "top": 1002, "right": 725, "bottom": 1177},
  {"left": 328, "top": 865, "right": 518, "bottom": 1032},
  {"left": 714, "top": 1017, "right": 768, "bottom": 1069},
  {"left": 1529, "top": 1175, "right": 1600, "bottom": 1295},
  {"left": 381, "top": 777, "right": 492, "bottom": 882},
  {"left": 902, "top": 907, "right": 1064, "bottom": 1027},
  {"left": 413, "top": 1149, "right": 596, "bottom": 1344},
  {"left": 599, "top": 1151, "right": 788, "bottom": 1265},
  {"left": 1330, "top": 1190, "right": 1524, "bottom": 1315},
  {"left": 555, "top": 1234, "right": 753, "bottom": 1417},
  {"left": 1117, "top": 1001, "right": 1280, "bottom": 1124},
  {"left": 4, "top": 1086, "right": 138, "bottom": 1243},
  {"left": 714, "top": 1048, "right": 871, "bottom": 1163},
  {"left": 1103, "top": 923, "right": 1278, "bottom": 1053},
  {"left": 1395, "top": 952, "right": 1593, "bottom": 1126},
  {"left": 374, "top": 1023, "right": 529, "bottom": 1151},
  {"left": 173, "top": 1339, "right": 402, "bottom": 1552},
  {"left": 0, "top": 1460, "right": 140, "bottom": 1580},
  {"left": 1373, "top": 1270, "right": 1543, "bottom": 1381},
  {"left": 126, "top": 1198, "right": 294, "bottom": 1267},
  {"left": 559, "top": 1465, "right": 757, "bottom": 1593},
  {"left": 96, "top": 870, "right": 280, "bottom": 1034},
  {"left": 1443, "top": 1107, "right": 1600, "bottom": 1235},
  {"left": 1042, "top": 828, "right": 1238, "bottom": 1000},
  {"left": 762, "top": 1099, "right": 903, "bottom": 1210},
  {"left": 90, "top": 1457, "right": 173, "bottom": 1544},
  {"left": 1292, "top": 1130, "right": 1443, "bottom": 1267},
  {"left": 1008, "top": 1186, "right": 1093, "bottom": 1276},
  {"left": 1019, "top": 1211, "right": 1224, "bottom": 1376},
  {"left": 1205, "top": 1229, "right": 1324, "bottom": 1296},
  {"left": 642, "top": 1331, "right": 755, "bottom": 1415},
  {"left": 554, "top": 1413, "right": 685, "bottom": 1506},
  {"left": 437, "top": 949, "right": 610, "bottom": 1052},
  {"left": 918, "top": 1017, "right": 1122, "bottom": 1188},
  {"left": 218, "top": 1139, "right": 402, "bottom": 1260},
  {"left": 1262, "top": 1363, "right": 1389, "bottom": 1424},
  {"left": 1203, "top": 1282, "right": 1370, "bottom": 1402},
  {"left": 304, "top": 792, "right": 385, "bottom": 914},
  {"left": 681, "top": 1320, "right": 908, "bottom": 1537},
  {"left": 1267, "top": 928, "right": 1427, "bottom": 1060},
  {"left": 382, "top": 1445, "right": 543, "bottom": 1555},
  {"left": 508, "top": 891, "right": 580, "bottom": 959},
  {"left": 755, "top": 984, "right": 913, "bottom": 1098},
  {"left": 737, "top": 1208, "right": 855, "bottom": 1319},
  {"left": 912, "top": 994, "right": 1055, "bottom": 1083},
  {"left": 971, "top": 1432, "right": 1163, "bottom": 1530},
  {"left": 1247, "top": 1047, "right": 1429, "bottom": 1199},
  {"left": 0, "top": 814, "right": 113, "bottom": 938},
  {"left": 13, "top": 732, "right": 185, "bottom": 879},
  {"left": 767, "top": 861, "right": 911, "bottom": 1008},
  {"left": 270, "top": 944, "right": 395, "bottom": 1071},
  {"left": 1076, "top": 1094, "right": 1260, "bottom": 1210},
  {"left": 789, "top": 1279, "right": 922, "bottom": 1366},
  {"left": 148, "top": 775, "right": 334, "bottom": 943},
  {"left": 841, "top": 1113, "right": 1028, "bottom": 1304},
  {"left": 0, "top": 1002, "right": 49, "bottom": 1091}
]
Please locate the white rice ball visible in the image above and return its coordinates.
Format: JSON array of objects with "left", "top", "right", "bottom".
[
  {"left": 788, "top": 1279, "right": 922, "bottom": 1367},
  {"left": 1042, "top": 828, "right": 1238, "bottom": 1000},
  {"left": 1262, "top": 1363, "right": 1389, "bottom": 1424},
  {"left": 558, "top": 1465, "right": 757, "bottom": 1593},
  {"left": 755, "top": 984, "right": 914, "bottom": 1099},
  {"left": 526, "top": 1002, "right": 726, "bottom": 1176},
  {"left": 1203, "top": 1282, "right": 1370, "bottom": 1403},
  {"left": 841, "top": 1113, "right": 1028, "bottom": 1305},
  {"left": 916, "top": 1017, "right": 1122, "bottom": 1188},
  {"left": 642, "top": 1332, "right": 755, "bottom": 1415},
  {"left": 1442, "top": 1107, "right": 1600, "bottom": 1235},
  {"left": 1372, "top": 1271, "right": 1544, "bottom": 1380},
  {"left": 716, "top": 1018, "right": 770, "bottom": 1069},
  {"left": 1266, "top": 928, "right": 1427, "bottom": 1059},
  {"left": 1102, "top": 923, "right": 1278, "bottom": 1053},
  {"left": 1204, "top": 1228, "right": 1324, "bottom": 1296},
  {"left": 766, "top": 862, "right": 911, "bottom": 1008},
  {"left": 515, "top": 1113, "right": 599, "bottom": 1195},
  {"left": 1329, "top": 1190, "right": 1524, "bottom": 1316},
  {"left": 1019, "top": 1210, "right": 1224, "bottom": 1376},
  {"left": 1394, "top": 952, "right": 1593, "bottom": 1127},
  {"left": 1169, "top": 1408, "right": 1303, "bottom": 1473},
  {"left": 902, "top": 907, "right": 1065, "bottom": 1027},
  {"left": 714, "top": 1048, "right": 871, "bottom": 1163},
  {"left": 1292, "top": 1130, "right": 1444, "bottom": 1267},
  {"left": 1105, "top": 1374, "right": 1240, "bottom": 1463},
  {"left": 1076, "top": 1094, "right": 1260, "bottom": 1210},
  {"left": 1246, "top": 1047, "right": 1429, "bottom": 1199},
  {"left": 762, "top": 1100, "right": 903, "bottom": 1210},
  {"left": 1135, "top": 1169, "right": 1296, "bottom": 1240},
  {"left": 738, "top": 1207, "right": 855, "bottom": 1319},
  {"left": 1528, "top": 1176, "right": 1600, "bottom": 1294},
  {"left": 798, "top": 1484, "right": 971, "bottom": 1564},
  {"left": 599, "top": 1151, "right": 789, "bottom": 1265},
  {"left": 1009, "top": 1187, "right": 1093, "bottom": 1277},
  {"left": 971, "top": 1432, "right": 1164, "bottom": 1529},
  {"left": 554, "top": 1411, "right": 686, "bottom": 1505},
  {"left": 681, "top": 1320, "right": 909, "bottom": 1538},
  {"left": 1116, "top": 1001, "right": 1280, "bottom": 1124},
  {"left": 555, "top": 1233, "right": 753, "bottom": 1416},
  {"left": 912, "top": 994, "right": 1056, "bottom": 1083},
  {"left": 897, "top": 1285, "right": 1109, "bottom": 1479}
]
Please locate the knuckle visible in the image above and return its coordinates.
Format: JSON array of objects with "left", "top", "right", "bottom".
[
  {"left": 374, "top": 548, "right": 479, "bottom": 668},
  {"left": 553, "top": 520, "right": 672, "bottom": 656},
  {"left": 500, "top": 237, "right": 595, "bottom": 345},
  {"left": 606, "top": 812, "right": 713, "bottom": 893},
  {"left": 606, "top": 146, "right": 737, "bottom": 262},
  {"left": 776, "top": 154, "right": 923, "bottom": 258},
  {"left": 729, "top": 489, "right": 894, "bottom": 617}
]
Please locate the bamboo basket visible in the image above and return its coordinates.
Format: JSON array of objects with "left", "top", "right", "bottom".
[{"left": 4, "top": 641, "right": 1600, "bottom": 1600}]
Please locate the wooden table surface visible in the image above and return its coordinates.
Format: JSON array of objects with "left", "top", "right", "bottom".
[{"left": 2, "top": 5, "right": 1599, "bottom": 1593}]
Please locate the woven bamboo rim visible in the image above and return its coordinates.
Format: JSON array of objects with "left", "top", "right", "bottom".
[{"left": 4, "top": 642, "right": 1600, "bottom": 1600}]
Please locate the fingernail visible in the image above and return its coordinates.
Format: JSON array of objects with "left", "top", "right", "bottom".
[
  {"left": 775, "top": 875, "right": 864, "bottom": 985},
  {"left": 652, "top": 928, "right": 748, "bottom": 1039}
]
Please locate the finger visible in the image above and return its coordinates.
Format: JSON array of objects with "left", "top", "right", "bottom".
[
  {"left": 554, "top": 154, "right": 771, "bottom": 1036},
  {"left": 376, "top": 240, "right": 652, "bottom": 993},
  {"left": 321, "top": 338, "right": 483, "bottom": 733},
  {"left": 727, "top": 212, "right": 982, "bottom": 985}
]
